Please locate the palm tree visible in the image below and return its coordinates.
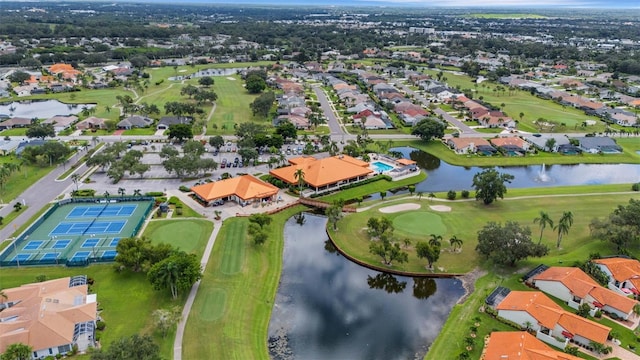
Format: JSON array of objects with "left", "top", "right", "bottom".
[
  {"left": 429, "top": 234, "right": 443, "bottom": 247},
  {"left": 71, "top": 173, "right": 81, "bottom": 193},
  {"left": 428, "top": 192, "right": 436, "bottom": 202},
  {"left": 293, "top": 168, "right": 305, "bottom": 196},
  {"left": 118, "top": 187, "right": 126, "bottom": 197},
  {"left": 533, "top": 211, "right": 554, "bottom": 245},
  {"left": 133, "top": 189, "right": 142, "bottom": 197},
  {"left": 417, "top": 191, "right": 424, "bottom": 200},
  {"left": 156, "top": 260, "right": 180, "bottom": 299},
  {"left": 449, "top": 235, "right": 463, "bottom": 252},
  {"left": 554, "top": 211, "right": 574, "bottom": 249}
]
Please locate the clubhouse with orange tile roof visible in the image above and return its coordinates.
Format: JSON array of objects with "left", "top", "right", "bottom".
[
  {"left": 0, "top": 276, "right": 97, "bottom": 359},
  {"left": 191, "top": 174, "right": 279, "bottom": 206},
  {"left": 594, "top": 257, "right": 640, "bottom": 296},
  {"left": 481, "top": 331, "right": 582, "bottom": 360},
  {"left": 495, "top": 290, "right": 610, "bottom": 348},
  {"left": 269, "top": 155, "right": 373, "bottom": 194},
  {"left": 530, "top": 266, "right": 638, "bottom": 320}
]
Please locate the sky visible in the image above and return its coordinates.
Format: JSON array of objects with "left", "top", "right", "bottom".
[{"left": 3, "top": 0, "right": 639, "bottom": 7}]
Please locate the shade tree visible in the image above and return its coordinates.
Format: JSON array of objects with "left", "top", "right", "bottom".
[
  {"left": 472, "top": 168, "right": 514, "bottom": 205},
  {"left": 476, "top": 221, "right": 548, "bottom": 267}
]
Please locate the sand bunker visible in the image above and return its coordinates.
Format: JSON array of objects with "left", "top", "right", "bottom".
[
  {"left": 429, "top": 205, "right": 452, "bottom": 212},
  {"left": 226, "top": 77, "right": 236, "bottom": 81},
  {"left": 379, "top": 203, "right": 420, "bottom": 213}
]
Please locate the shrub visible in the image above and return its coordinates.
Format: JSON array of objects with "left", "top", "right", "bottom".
[
  {"left": 179, "top": 185, "right": 191, "bottom": 192},
  {"left": 176, "top": 208, "right": 183, "bottom": 216},
  {"left": 447, "top": 190, "right": 457, "bottom": 200},
  {"left": 96, "top": 320, "right": 106, "bottom": 331},
  {"left": 175, "top": 202, "right": 183, "bottom": 209},
  {"left": 168, "top": 196, "right": 179, "bottom": 205},
  {"left": 633, "top": 183, "right": 640, "bottom": 191},
  {"left": 72, "top": 189, "right": 96, "bottom": 197},
  {"left": 461, "top": 190, "right": 470, "bottom": 198},
  {"left": 146, "top": 191, "right": 165, "bottom": 197}
]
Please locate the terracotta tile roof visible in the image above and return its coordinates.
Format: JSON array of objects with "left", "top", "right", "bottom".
[
  {"left": 490, "top": 137, "right": 527, "bottom": 148},
  {"left": 447, "top": 137, "right": 492, "bottom": 149},
  {"left": 534, "top": 266, "right": 637, "bottom": 313},
  {"left": 497, "top": 291, "right": 610, "bottom": 344},
  {"left": 191, "top": 175, "right": 278, "bottom": 201},
  {"left": 482, "top": 331, "right": 582, "bottom": 360},
  {"left": 270, "top": 155, "right": 373, "bottom": 188},
  {"left": 396, "top": 158, "right": 416, "bottom": 166},
  {"left": 593, "top": 257, "right": 640, "bottom": 282},
  {"left": 534, "top": 267, "right": 599, "bottom": 298},
  {"left": 0, "top": 277, "right": 96, "bottom": 354}
]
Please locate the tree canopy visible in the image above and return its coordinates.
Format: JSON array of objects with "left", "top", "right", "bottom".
[
  {"left": 472, "top": 168, "right": 514, "bottom": 205},
  {"left": 476, "top": 221, "right": 548, "bottom": 267},
  {"left": 147, "top": 251, "right": 202, "bottom": 300},
  {"left": 245, "top": 74, "right": 267, "bottom": 94},
  {"left": 1, "top": 343, "right": 32, "bottom": 360},
  {"left": 590, "top": 199, "right": 640, "bottom": 254},
  {"left": 90, "top": 334, "right": 161, "bottom": 360},
  {"left": 26, "top": 123, "right": 55, "bottom": 140},
  {"left": 411, "top": 118, "right": 446, "bottom": 142},
  {"left": 250, "top": 91, "right": 275, "bottom": 118},
  {"left": 167, "top": 123, "right": 193, "bottom": 142}
]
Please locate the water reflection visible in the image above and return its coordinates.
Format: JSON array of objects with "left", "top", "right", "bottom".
[
  {"left": 268, "top": 214, "right": 464, "bottom": 360},
  {"left": 390, "top": 146, "right": 640, "bottom": 192},
  {"left": 0, "top": 100, "right": 96, "bottom": 119}
]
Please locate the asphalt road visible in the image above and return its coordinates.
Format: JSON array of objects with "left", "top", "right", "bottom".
[
  {"left": 313, "top": 84, "right": 346, "bottom": 136},
  {"left": 0, "top": 146, "right": 90, "bottom": 242}
]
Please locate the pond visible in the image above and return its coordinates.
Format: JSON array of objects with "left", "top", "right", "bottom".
[
  {"left": 391, "top": 147, "right": 640, "bottom": 192},
  {"left": 268, "top": 213, "right": 464, "bottom": 360},
  {"left": 0, "top": 100, "right": 95, "bottom": 119}
]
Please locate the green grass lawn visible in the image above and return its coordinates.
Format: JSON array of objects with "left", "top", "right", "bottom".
[
  {"left": 182, "top": 206, "right": 305, "bottom": 359},
  {"left": 0, "top": 216, "right": 214, "bottom": 359},
  {"left": 391, "top": 139, "right": 640, "bottom": 167},
  {"left": 0, "top": 266, "right": 184, "bottom": 360},
  {"left": 0, "top": 158, "right": 55, "bottom": 203},
  {"left": 122, "top": 128, "right": 157, "bottom": 136},
  {"left": 206, "top": 75, "right": 260, "bottom": 135},
  {"left": 330, "top": 192, "right": 640, "bottom": 274},
  {"left": 320, "top": 171, "right": 427, "bottom": 203},
  {"left": 421, "top": 69, "right": 603, "bottom": 133},
  {"left": 144, "top": 219, "right": 213, "bottom": 259},
  {"left": 0, "top": 128, "right": 27, "bottom": 136}
]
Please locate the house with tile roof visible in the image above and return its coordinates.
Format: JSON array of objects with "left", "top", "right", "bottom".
[
  {"left": 191, "top": 175, "right": 279, "bottom": 206},
  {"left": 0, "top": 117, "right": 31, "bottom": 130},
  {"left": 43, "top": 115, "right": 77, "bottom": 133},
  {"left": 0, "top": 276, "right": 97, "bottom": 359},
  {"left": 495, "top": 291, "right": 610, "bottom": 349},
  {"left": 117, "top": 115, "right": 153, "bottom": 130},
  {"left": 75, "top": 117, "right": 108, "bottom": 131},
  {"left": 446, "top": 137, "right": 495, "bottom": 155},
  {"left": 481, "top": 331, "right": 582, "bottom": 360},
  {"left": 594, "top": 257, "right": 640, "bottom": 296},
  {"left": 530, "top": 266, "right": 637, "bottom": 320},
  {"left": 269, "top": 155, "right": 373, "bottom": 194},
  {"left": 490, "top": 137, "right": 530, "bottom": 154}
]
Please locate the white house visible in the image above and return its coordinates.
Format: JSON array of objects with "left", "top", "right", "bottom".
[
  {"left": 594, "top": 257, "right": 640, "bottom": 296},
  {"left": 530, "top": 266, "right": 637, "bottom": 320},
  {"left": 496, "top": 291, "right": 610, "bottom": 348}
]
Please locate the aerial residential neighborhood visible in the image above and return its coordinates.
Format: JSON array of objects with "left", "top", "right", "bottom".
[{"left": 0, "top": 1, "right": 640, "bottom": 360}]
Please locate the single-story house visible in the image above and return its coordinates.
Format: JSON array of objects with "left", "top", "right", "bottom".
[
  {"left": 594, "top": 257, "right": 640, "bottom": 296},
  {"left": 157, "top": 116, "right": 193, "bottom": 130},
  {"left": 0, "top": 276, "right": 97, "bottom": 359},
  {"left": 75, "top": 117, "right": 108, "bottom": 130},
  {"left": 529, "top": 266, "right": 637, "bottom": 320},
  {"left": 117, "top": 115, "right": 153, "bottom": 130},
  {"left": 273, "top": 115, "right": 310, "bottom": 130},
  {"left": 489, "top": 137, "right": 530, "bottom": 154},
  {"left": 0, "top": 139, "right": 21, "bottom": 155},
  {"left": 191, "top": 175, "right": 279, "bottom": 207},
  {"left": 481, "top": 331, "right": 582, "bottom": 360},
  {"left": 269, "top": 155, "right": 373, "bottom": 194},
  {"left": 574, "top": 136, "right": 622, "bottom": 154},
  {"left": 446, "top": 137, "right": 493, "bottom": 155},
  {"left": 15, "top": 139, "right": 47, "bottom": 156},
  {"left": 523, "top": 134, "right": 570, "bottom": 152},
  {"left": 0, "top": 117, "right": 31, "bottom": 130},
  {"left": 495, "top": 290, "right": 610, "bottom": 348},
  {"left": 43, "top": 115, "right": 77, "bottom": 133}
]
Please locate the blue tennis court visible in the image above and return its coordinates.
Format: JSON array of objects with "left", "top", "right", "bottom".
[
  {"left": 40, "top": 252, "right": 60, "bottom": 261},
  {"left": 109, "top": 238, "right": 120, "bottom": 247},
  {"left": 23, "top": 240, "right": 44, "bottom": 250},
  {"left": 81, "top": 238, "right": 100, "bottom": 248},
  {"left": 67, "top": 205, "right": 137, "bottom": 218},
  {"left": 12, "top": 253, "right": 32, "bottom": 262},
  {"left": 70, "top": 251, "right": 91, "bottom": 262},
  {"left": 50, "top": 220, "right": 127, "bottom": 236},
  {"left": 52, "top": 239, "right": 71, "bottom": 249},
  {"left": 102, "top": 250, "right": 118, "bottom": 260}
]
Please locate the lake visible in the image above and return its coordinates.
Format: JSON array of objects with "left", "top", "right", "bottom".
[
  {"left": 391, "top": 147, "right": 640, "bottom": 192},
  {"left": 0, "top": 100, "right": 95, "bottom": 119},
  {"left": 268, "top": 213, "right": 464, "bottom": 360}
]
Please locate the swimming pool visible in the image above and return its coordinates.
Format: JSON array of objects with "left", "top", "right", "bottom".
[{"left": 371, "top": 161, "right": 394, "bottom": 173}]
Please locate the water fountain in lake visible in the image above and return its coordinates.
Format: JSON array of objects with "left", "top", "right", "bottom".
[{"left": 536, "top": 163, "right": 552, "bottom": 183}]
